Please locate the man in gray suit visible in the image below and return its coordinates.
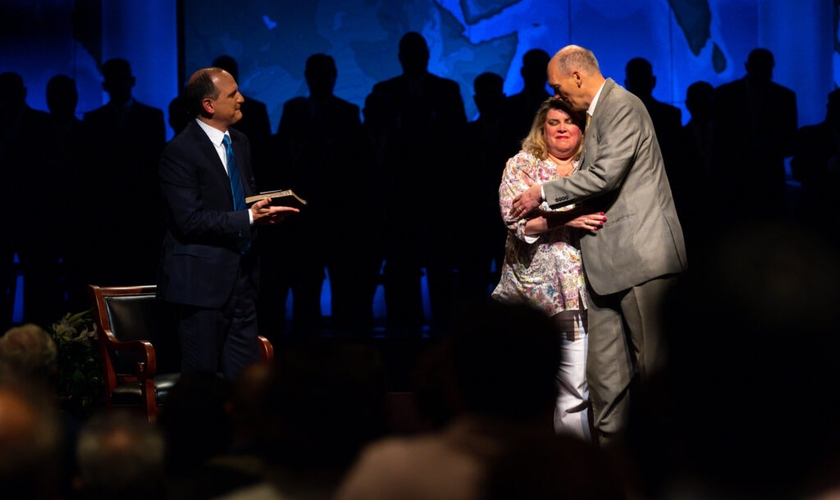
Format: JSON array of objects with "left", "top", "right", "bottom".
[{"left": 510, "top": 45, "right": 688, "bottom": 446}]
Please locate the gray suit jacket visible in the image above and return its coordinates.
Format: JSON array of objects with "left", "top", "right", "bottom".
[{"left": 543, "top": 79, "right": 687, "bottom": 295}]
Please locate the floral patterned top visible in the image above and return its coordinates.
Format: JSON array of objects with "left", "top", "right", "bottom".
[{"left": 491, "top": 151, "right": 588, "bottom": 318}]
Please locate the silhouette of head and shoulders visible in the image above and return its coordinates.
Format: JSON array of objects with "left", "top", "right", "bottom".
[
  {"left": 472, "top": 72, "right": 505, "bottom": 126},
  {"left": 280, "top": 53, "right": 360, "bottom": 129},
  {"left": 505, "top": 48, "right": 551, "bottom": 111},
  {"left": 83, "top": 58, "right": 165, "bottom": 143},
  {"left": 0, "top": 71, "right": 52, "bottom": 147},
  {"left": 684, "top": 80, "right": 714, "bottom": 129},
  {"left": 715, "top": 48, "right": 795, "bottom": 104},
  {"left": 624, "top": 57, "right": 681, "bottom": 127},
  {"left": 371, "top": 31, "right": 466, "bottom": 128},
  {"left": 46, "top": 75, "right": 80, "bottom": 128}
]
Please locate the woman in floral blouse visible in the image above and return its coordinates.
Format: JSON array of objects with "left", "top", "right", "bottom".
[{"left": 492, "top": 97, "right": 606, "bottom": 440}]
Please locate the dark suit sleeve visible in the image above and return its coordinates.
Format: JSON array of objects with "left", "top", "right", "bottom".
[{"left": 159, "top": 132, "right": 251, "bottom": 245}]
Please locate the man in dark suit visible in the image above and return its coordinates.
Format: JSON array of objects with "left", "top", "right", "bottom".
[
  {"left": 83, "top": 58, "right": 166, "bottom": 286},
  {"left": 677, "top": 80, "right": 715, "bottom": 253},
  {"left": 511, "top": 45, "right": 688, "bottom": 447},
  {"left": 157, "top": 67, "right": 298, "bottom": 379},
  {"left": 0, "top": 72, "right": 62, "bottom": 329},
  {"left": 713, "top": 48, "right": 797, "bottom": 220},
  {"left": 271, "top": 53, "right": 378, "bottom": 335},
  {"left": 371, "top": 31, "right": 468, "bottom": 331},
  {"left": 462, "top": 72, "right": 508, "bottom": 304}
]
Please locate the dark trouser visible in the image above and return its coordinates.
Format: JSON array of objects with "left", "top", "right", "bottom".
[{"left": 176, "top": 268, "right": 259, "bottom": 380}]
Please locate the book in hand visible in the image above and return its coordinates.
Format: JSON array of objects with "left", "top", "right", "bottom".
[{"left": 245, "top": 189, "right": 307, "bottom": 209}]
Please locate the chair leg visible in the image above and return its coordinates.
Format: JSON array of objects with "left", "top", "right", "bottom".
[{"left": 142, "top": 379, "right": 157, "bottom": 422}]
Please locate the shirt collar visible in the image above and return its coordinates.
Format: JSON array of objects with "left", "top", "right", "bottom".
[
  {"left": 195, "top": 118, "right": 228, "bottom": 146},
  {"left": 588, "top": 80, "right": 607, "bottom": 117}
]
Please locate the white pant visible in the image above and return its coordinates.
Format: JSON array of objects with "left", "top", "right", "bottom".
[{"left": 553, "top": 310, "right": 590, "bottom": 441}]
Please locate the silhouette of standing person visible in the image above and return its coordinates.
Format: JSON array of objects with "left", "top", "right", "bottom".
[
  {"left": 82, "top": 58, "right": 166, "bottom": 286},
  {"left": 269, "top": 53, "right": 376, "bottom": 336},
  {"left": 502, "top": 48, "right": 551, "bottom": 159},
  {"left": 461, "top": 72, "right": 508, "bottom": 305},
  {"left": 713, "top": 48, "right": 797, "bottom": 221},
  {"left": 677, "top": 81, "right": 715, "bottom": 253},
  {"left": 0, "top": 72, "right": 62, "bottom": 329},
  {"left": 46, "top": 74, "right": 89, "bottom": 314},
  {"left": 371, "top": 31, "right": 468, "bottom": 332}
]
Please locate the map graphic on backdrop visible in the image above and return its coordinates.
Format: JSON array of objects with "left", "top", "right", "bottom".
[
  {"left": 1, "top": 0, "right": 834, "bottom": 139},
  {"left": 183, "top": 0, "right": 727, "bottom": 127}
]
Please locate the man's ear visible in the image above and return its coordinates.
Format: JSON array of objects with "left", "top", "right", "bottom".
[
  {"left": 201, "top": 97, "right": 214, "bottom": 115},
  {"left": 574, "top": 71, "right": 582, "bottom": 88}
]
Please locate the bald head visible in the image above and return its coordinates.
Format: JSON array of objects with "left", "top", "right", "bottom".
[
  {"left": 184, "top": 67, "right": 243, "bottom": 129},
  {"left": 547, "top": 45, "right": 605, "bottom": 112},
  {"left": 553, "top": 45, "right": 602, "bottom": 77}
]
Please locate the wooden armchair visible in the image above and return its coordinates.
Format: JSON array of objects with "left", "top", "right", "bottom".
[{"left": 88, "top": 284, "right": 273, "bottom": 421}]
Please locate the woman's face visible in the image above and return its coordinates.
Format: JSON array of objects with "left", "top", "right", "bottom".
[{"left": 543, "top": 108, "right": 582, "bottom": 159}]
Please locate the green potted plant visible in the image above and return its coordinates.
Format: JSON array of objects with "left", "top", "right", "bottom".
[{"left": 50, "top": 310, "right": 104, "bottom": 418}]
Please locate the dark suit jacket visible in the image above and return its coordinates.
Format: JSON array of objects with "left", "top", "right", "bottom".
[
  {"left": 713, "top": 77, "right": 797, "bottom": 194},
  {"left": 542, "top": 79, "right": 688, "bottom": 295},
  {"left": 371, "top": 72, "right": 467, "bottom": 248},
  {"left": 157, "top": 120, "right": 258, "bottom": 309},
  {"left": 643, "top": 97, "right": 682, "bottom": 173},
  {"left": 82, "top": 99, "right": 167, "bottom": 282},
  {"left": 275, "top": 95, "right": 363, "bottom": 202},
  {"left": 83, "top": 100, "right": 166, "bottom": 202},
  {"left": 372, "top": 72, "right": 467, "bottom": 129}
]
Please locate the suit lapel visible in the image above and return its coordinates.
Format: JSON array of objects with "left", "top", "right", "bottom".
[{"left": 581, "top": 79, "right": 616, "bottom": 168}]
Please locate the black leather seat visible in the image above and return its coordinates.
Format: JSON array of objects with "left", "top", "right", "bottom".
[{"left": 88, "top": 285, "right": 273, "bottom": 420}]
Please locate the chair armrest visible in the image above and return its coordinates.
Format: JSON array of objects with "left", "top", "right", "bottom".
[
  {"left": 102, "top": 337, "right": 158, "bottom": 378},
  {"left": 257, "top": 335, "right": 274, "bottom": 362}
]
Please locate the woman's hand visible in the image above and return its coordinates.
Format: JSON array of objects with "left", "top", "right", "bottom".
[{"left": 565, "top": 212, "right": 606, "bottom": 231}]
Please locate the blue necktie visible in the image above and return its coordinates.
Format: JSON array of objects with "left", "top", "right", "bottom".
[
  {"left": 223, "top": 134, "right": 247, "bottom": 211},
  {"left": 223, "top": 134, "right": 250, "bottom": 253}
]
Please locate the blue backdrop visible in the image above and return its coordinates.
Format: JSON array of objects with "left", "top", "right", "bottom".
[{"left": 1, "top": 0, "right": 836, "bottom": 140}]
